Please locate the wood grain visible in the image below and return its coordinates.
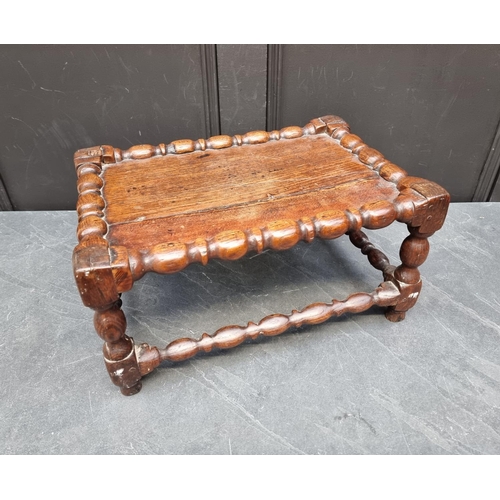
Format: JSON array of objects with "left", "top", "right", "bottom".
[{"left": 103, "top": 135, "right": 376, "bottom": 225}]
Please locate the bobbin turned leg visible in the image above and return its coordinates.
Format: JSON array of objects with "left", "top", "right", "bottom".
[
  {"left": 384, "top": 226, "right": 430, "bottom": 322},
  {"left": 73, "top": 242, "right": 141, "bottom": 395},
  {"left": 94, "top": 299, "right": 142, "bottom": 395},
  {"left": 383, "top": 177, "right": 450, "bottom": 322}
]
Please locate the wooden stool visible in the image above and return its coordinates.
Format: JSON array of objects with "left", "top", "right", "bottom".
[{"left": 72, "top": 115, "right": 450, "bottom": 395}]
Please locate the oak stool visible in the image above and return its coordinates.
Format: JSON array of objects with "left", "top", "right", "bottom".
[{"left": 72, "top": 115, "right": 450, "bottom": 395}]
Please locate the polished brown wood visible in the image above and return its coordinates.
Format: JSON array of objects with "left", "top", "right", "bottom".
[
  {"left": 72, "top": 115, "right": 450, "bottom": 395},
  {"left": 95, "top": 299, "right": 142, "bottom": 396},
  {"left": 137, "top": 281, "right": 400, "bottom": 376}
]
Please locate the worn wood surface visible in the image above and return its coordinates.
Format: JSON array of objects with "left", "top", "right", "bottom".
[
  {"left": 103, "top": 136, "right": 379, "bottom": 226},
  {"left": 72, "top": 115, "right": 450, "bottom": 395}
]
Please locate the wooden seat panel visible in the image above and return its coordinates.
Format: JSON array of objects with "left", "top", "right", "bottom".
[{"left": 103, "top": 135, "right": 378, "bottom": 223}]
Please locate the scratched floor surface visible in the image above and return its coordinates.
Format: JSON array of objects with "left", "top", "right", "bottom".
[{"left": 0, "top": 203, "right": 499, "bottom": 454}]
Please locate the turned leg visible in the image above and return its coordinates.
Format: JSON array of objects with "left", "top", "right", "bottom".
[
  {"left": 384, "top": 226, "right": 430, "bottom": 322},
  {"left": 73, "top": 242, "right": 142, "bottom": 395},
  {"left": 94, "top": 299, "right": 142, "bottom": 395}
]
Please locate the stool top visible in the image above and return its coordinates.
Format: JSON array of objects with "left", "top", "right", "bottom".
[{"left": 73, "top": 115, "right": 449, "bottom": 303}]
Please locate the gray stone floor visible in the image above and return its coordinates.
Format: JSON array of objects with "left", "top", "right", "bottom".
[{"left": 1, "top": 203, "right": 499, "bottom": 454}]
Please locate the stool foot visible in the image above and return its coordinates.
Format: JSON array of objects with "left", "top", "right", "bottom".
[
  {"left": 120, "top": 381, "right": 142, "bottom": 396},
  {"left": 385, "top": 309, "right": 406, "bottom": 322}
]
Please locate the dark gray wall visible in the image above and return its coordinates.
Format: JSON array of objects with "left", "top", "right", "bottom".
[
  {"left": 1, "top": 44, "right": 500, "bottom": 210},
  {"left": 217, "top": 44, "right": 267, "bottom": 135},
  {"left": 491, "top": 177, "right": 500, "bottom": 202}
]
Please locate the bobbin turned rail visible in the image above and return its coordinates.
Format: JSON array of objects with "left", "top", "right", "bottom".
[
  {"left": 72, "top": 114, "right": 450, "bottom": 395},
  {"left": 136, "top": 281, "right": 400, "bottom": 375}
]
